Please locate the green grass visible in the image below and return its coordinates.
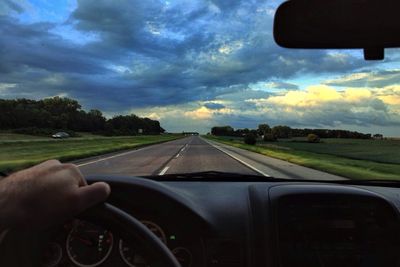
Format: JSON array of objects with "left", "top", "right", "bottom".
[
  {"left": 204, "top": 135, "right": 400, "bottom": 180},
  {"left": 271, "top": 138, "right": 400, "bottom": 164},
  {"left": 0, "top": 134, "right": 183, "bottom": 173},
  {"left": 0, "top": 132, "right": 49, "bottom": 141}
]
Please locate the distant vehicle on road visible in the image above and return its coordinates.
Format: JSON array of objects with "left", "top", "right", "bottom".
[{"left": 52, "top": 132, "right": 70, "bottom": 139}]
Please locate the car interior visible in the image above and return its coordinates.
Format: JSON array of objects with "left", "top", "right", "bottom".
[{"left": 1, "top": 0, "right": 400, "bottom": 267}]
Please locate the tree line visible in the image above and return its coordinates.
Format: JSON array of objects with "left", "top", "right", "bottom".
[
  {"left": 0, "top": 97, "right": 165, "bottom": 136},
  {"left": 211, "top": 124, "right": 374, "bottom": 139}
]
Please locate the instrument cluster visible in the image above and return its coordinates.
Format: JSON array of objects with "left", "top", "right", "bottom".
[{"left": 42, "top": 219, "right": 197, "bottom": 267}]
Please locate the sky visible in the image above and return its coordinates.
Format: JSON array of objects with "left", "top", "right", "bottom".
[{"left": 0, "top": 0, "right": 399, "bottom": 136}]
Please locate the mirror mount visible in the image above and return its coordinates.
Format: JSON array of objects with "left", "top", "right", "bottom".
[{"left": 364, "top": 47, "right": 384, "bottom": 61}]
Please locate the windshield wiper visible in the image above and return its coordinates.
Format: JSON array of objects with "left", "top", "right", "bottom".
[
  {"left": 330, "top": 179, "right": 400, "bottom": 187},
  {"left": 145, "top": 171, "right": 286, "bottom": 181},
  {"left": 144, "top": 172, "right": 400, "bottom": 186}
]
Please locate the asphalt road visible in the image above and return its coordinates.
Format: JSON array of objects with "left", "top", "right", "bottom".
[{"left": 78, "top": 136, "right": 345, "bottom": 180}]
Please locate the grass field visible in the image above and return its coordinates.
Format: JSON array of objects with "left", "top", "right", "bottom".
[
  {"left": 268, "top": 138, "right": 400, "bottom": 164},
  {"left": 204, "top": 135, "right": 400, "bottom": 180},
  {"left": 0, "top": 134, "right": 182, "bottom": 173}
]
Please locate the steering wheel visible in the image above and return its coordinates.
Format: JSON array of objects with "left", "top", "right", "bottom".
[{"left": 0, "top": 203, "right": 181, "bottom": 267}]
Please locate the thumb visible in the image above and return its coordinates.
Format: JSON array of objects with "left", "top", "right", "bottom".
[{"left": 76, "top": 182, "right": 111, "bottom": 212}]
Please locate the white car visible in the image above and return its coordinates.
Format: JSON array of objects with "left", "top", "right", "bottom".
[{"left": 51, "top": 132, "right": 70, "bottom": 139}]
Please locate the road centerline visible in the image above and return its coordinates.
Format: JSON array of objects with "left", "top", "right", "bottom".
[
  {"left": 151, "top": 138, "right": 192, "bottom": 176},
  {"left": 159, "top": 166, "right": 170, "bottom": 176}
]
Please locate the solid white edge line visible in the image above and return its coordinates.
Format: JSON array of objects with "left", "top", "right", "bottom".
[
  {"left": 159, "top": 166, "right": 170, "bottom": 176},
  {"left": 76, "top": 146, "right": 149, "bottom": 167},
  {"left": 202, "top": 138, "right": 271, "bottom": 177}
]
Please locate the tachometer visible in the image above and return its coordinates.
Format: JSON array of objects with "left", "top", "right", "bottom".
[
  {"left": 66, "top": 220, "right": 113, "bottom": 267},
  {"left": 119, "top": 220, "right": 166, "bottom": 266},
  {"left": 41, "top": 242, "right": 63, "bottom": 267},
  {"left": 119, "top": 239, "right": 147, "bottom": 267},
  {"left": 141, "top": 220, "right": 167, "bottom": 244},
  {"left": 172, "top": 247, "right": 193, "bottom": 267}
]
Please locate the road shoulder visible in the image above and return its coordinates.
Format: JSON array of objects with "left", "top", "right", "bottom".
[{"left": 203, "top": 137, "right": 347, "bottom": 180}]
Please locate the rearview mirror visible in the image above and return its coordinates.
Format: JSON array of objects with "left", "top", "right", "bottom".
[{"left": 273, "top": 0, "right": 400, "bottom": 60}]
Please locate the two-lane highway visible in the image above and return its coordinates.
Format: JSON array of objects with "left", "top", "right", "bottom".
[
  {"left": 78, "top": 136, "right": 258, "bottom": 177},
  {"left": 78, "top": 136, "right": 345, "bottom": 180}
]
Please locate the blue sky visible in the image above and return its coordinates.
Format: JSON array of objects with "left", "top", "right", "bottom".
[{"left": 0, "top": 0, "right": 399, "bottom": 136}]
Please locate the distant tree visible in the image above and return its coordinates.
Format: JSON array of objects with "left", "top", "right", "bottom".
[
  {"left": 106, "top": 114, "right": 164, "bottom": 135},
  {"left": 263, "top": 133, "right": 277, "bottom": 142},
  {"left": 272, "top": 125, "right": 292, "bottom": 138},
  {"left": 234, "top": 128, "right": 248, "bottom": 136},
  {"left": 78, "top": 109, "right": 107, "bottom": 132},
  {"left": 211, "top": 126, "right": 234, "bottom": 136},
  {"left": 0, "top": 97, "right": 165, "bottom": 135},
  {"left": 244, "top": 133, "right": 257, "bottom": 145},
  {"left": 307, "top": 133, "right": 321, "bottom": 143},
  {"left": 208, "top": 124, "right": 372, "bottom": 141},
  {"left": 257, "top": 124, "right": 271, "bottom": 136}
]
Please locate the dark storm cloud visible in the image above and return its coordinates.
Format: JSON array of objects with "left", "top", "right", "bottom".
[
  {"left": 268, "top": 81, "right": 299, "bottom": 90},
  {"left": 325, "top": 70, "right": 400, "bottom": 87},
  {"left": 0, "top": 0, "right": 381, "bottom": 113},
  {"left": 70, "top": 0, "right": 371, "bottom": 79},
  {"left": 2, "top": 0, "right": 24, "bottom": 13},
  {"left": 204, "top": 102, "right": 225, "bottom": 110},
  {"left": 0, "top": 17, "right": 108, "bottom": 75}
]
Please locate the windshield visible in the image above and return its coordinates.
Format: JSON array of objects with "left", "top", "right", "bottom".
[{"left": 0, "top": 0, "right": 399, "bottom": 180}]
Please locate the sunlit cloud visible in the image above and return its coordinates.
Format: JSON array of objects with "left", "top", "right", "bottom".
[
  {"left": 376, "top": 85, "right": 400, "bottom": 106},
  {"left": 218, "top": 40, "right": 244, "bottom": 55},
  {"left": 255, "top": 85, "right": 342, "bottom": 107},
  {"left": 184, "top": 105, "right": 234, "bottom": 120},
  {"left": 244, "top": 84, "right": 400, "bottom": 130},
  {"left": 185, "top": 106, "right": 214, "bottom": 119},
  {"left": 0, "top": 83, "right": 17, "bottom": 91}
]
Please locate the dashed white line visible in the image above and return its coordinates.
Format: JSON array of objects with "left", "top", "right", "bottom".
[
  {"left": 174, "top": 143, "right": 188, "bottom": 159},
  {"left": 202, "top": 138, "right": 271, "bottom": 177},
  {"left": 158, "top": 166, "right": 170, "bottom": 176}
]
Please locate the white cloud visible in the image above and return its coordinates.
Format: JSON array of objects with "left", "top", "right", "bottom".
[
  {"left": 0, "top": 83, "right": 16, "bottom": 92},
  {"left": 245, "top": 84, "right": 400, "bottom": 128}
]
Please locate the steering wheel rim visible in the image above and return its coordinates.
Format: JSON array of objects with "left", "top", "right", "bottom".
[
  {"left": 0, "top": 202, "right": 181, "bottom": 267},
  {"left": 79, "top": 202, "right": 181, "bottom": 267}
]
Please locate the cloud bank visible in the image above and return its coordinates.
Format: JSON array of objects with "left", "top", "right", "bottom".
[{"left": 0, "top": 0, "right": 399, "bottom": 135}]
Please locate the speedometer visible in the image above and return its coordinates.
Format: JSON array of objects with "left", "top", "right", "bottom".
[{"left": 66, "top": 220, "right": 114, "bottom": 267}]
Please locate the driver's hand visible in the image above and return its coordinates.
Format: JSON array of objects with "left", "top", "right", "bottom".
[{"left": 0, "top": 160, "right": 110, "bottom": 231}]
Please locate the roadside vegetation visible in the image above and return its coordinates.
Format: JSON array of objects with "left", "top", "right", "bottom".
[
  {"left": 0, "top": 134, "right": 182, "bottom": 173},
  {"left": 0, "top": 97, "right": 165, "bottom": 136},
  {"left": 206, "top": 124, "right": 400, "bottom": 180},
  {"left": 0, "top": 96, "right": 182, "bottom": 173}
]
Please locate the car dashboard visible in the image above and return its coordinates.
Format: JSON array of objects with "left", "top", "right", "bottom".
[{"left": 43, "top": 176, "right": 400, "bottom": 267}]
